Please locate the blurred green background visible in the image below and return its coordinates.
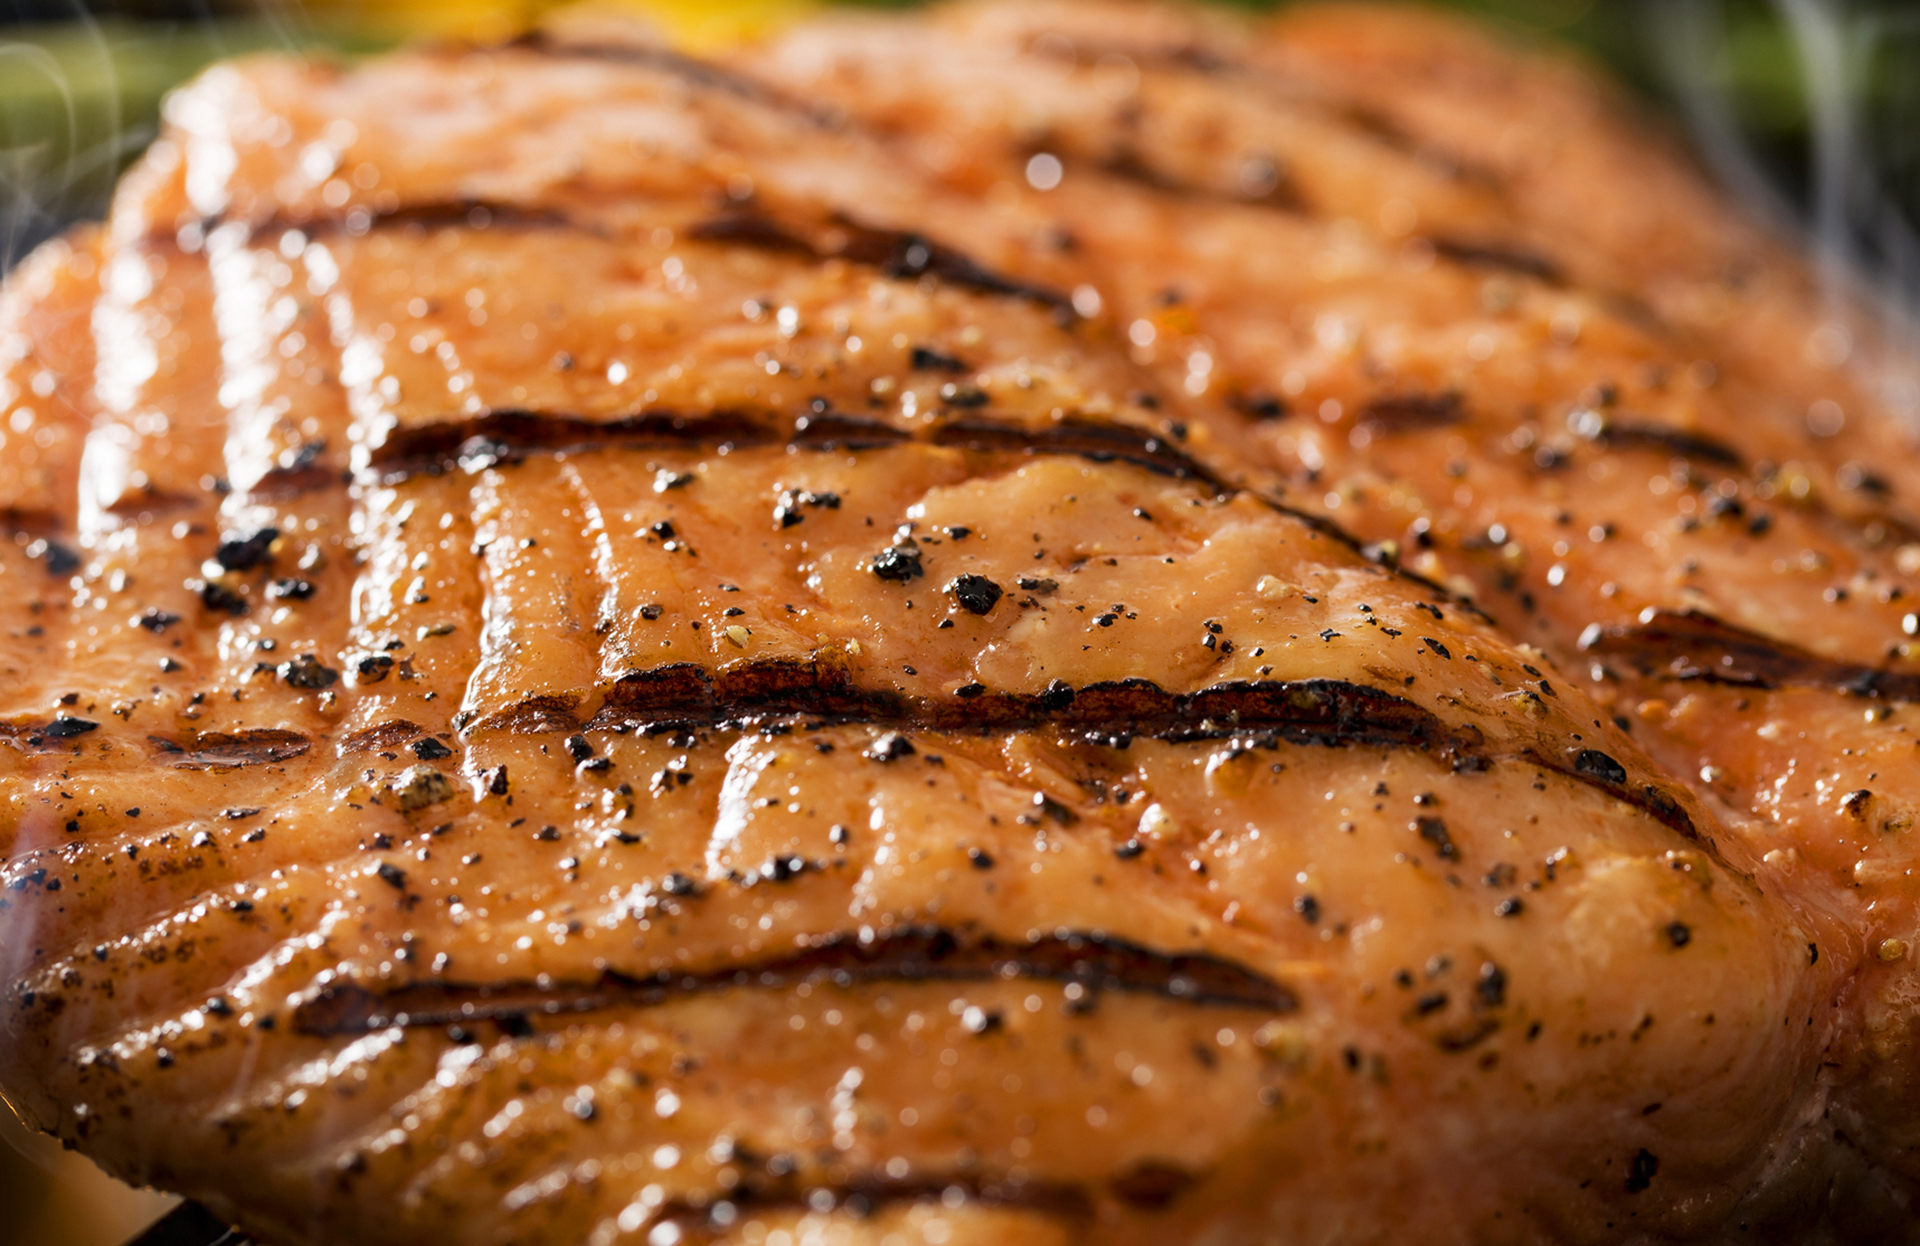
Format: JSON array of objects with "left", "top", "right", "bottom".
[{"left": 2, "top": 0, "right": 1917, "bottom": 1242}]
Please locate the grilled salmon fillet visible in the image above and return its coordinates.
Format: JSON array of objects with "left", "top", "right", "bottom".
[{"left": 0, "top": 2, "right": 1913, "bottom": 1242}]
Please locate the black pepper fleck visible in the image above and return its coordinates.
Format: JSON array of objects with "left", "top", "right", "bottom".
[
  {"left": 871, "top": 543, "right": 924, "bottom": 583},
  {"left": 948, "top": 574, "right": 1004, "bottom": 615},
  {"left": 1416, "top": 816, "right": 1459, "bottom": 861},
  {"left": 1575, "top": 749, "right": 1628, "bottom": 785},
  {"left": 1626, "top": 1149, "right": 1659, "bottom": 1193},
  {"left": 866, "top": 732, "right": 916, "bottom": 762}
]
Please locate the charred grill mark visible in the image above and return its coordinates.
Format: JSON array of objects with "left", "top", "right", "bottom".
[
  {"left": 291, "top": 926, "right": 1297, "bottom": 1036},
  {"left": 788, "top": 408, "right": 917, "bottom": 449},
  {"left": 1330, "top": 101, "right": 1419, "bottom": 153},
  {"left": 1108, "top": 1161, "right": 1202, "bottom": 1210},
  {"left": 1583, "top": 608, "right": 1920, "bottom": 702},
  {"left": 370, "top": 410, "right": 777, "bottom": 481},
  {"left": 511, "top": 30, "right": 838, "bottom": 127},
  {"left": 1427, "top": 237, "right": 1565, "bottom": 286},
  {"left": 1095, "top": 146, "right": 1309, "bottom": 214},
  {"left": 365, "top": 407, "right": 1222, "bottom": 489},
  {"left": 1359, "top": 391, "right": 1464, "bottom": 431},
  {"left": 691, "top": 209, "right": 1076, "bottom": 314},
  {"left": 341, "top": 720, "right": 432, "bottom": 754},
  {"left": 357, "top": 201, "right": 578, "bottom": 237},
  {"left": 592, "top": 669, "right": 1442, "bottom": 748},
  {"left": 479, "top": 695, "right": 587, "bottom": 736},
  {"left": 679, "top": 210, "right": 816, "bottom": 256},
  {"left": 581, "top": 665, "right": 1696, "bottom": 835},
  {"left": 230, "top": 198, "right": 1077, "bottom": 320},
  {"left": 145, "top": 730, "right": 312, "bottom": 769},
  {"left": 1357, "top": 401, "right": 1742, "bottom": 471},
  {"left": 233, "top": 201, "right": 585, "bottom": 250},
  {"left": 1579, "top": 419, "right": 1743, "bottom": 469},
  {"left": 246, "top": 462, "right": 347, "bottom": 501},
  {"left": 925, "top": 417, "right": 1227, "bottom": 488},
  {"left": 1024, "top": 33, "right": 1238, "bottom": 79}
]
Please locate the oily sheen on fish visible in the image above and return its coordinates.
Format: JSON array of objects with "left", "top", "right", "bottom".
[{"left": 0, "top": 2, "right": 1911, "bottom": 1243}]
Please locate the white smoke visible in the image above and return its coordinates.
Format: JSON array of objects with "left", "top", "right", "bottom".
[
  {"left": 0, "top": 0, "right": 316, "bottom": 275},
  {"left": 0, "top": 9, "right": 121, "bottom": 275},
  {"left": 1647, "top": 0, "right": 1920, "bottom": 416}
]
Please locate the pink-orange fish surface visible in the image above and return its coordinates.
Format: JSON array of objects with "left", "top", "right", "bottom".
[{"left": 3, "top": 3, "right": 1917, "bottom": 1242}]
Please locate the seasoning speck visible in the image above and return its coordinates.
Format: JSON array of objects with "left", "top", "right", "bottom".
[
  {"left": 866, "top": 732, "right": 916, "bottom": 762},
  {"left": 278, "top": 654, "right": 339, "bottom": 689},
  {"left": 871, "top": 543, "right": 924, "bottom": 583},
  {"left": 1574, "top": 749, "right": 1628, "bottom": 785},
  {"left": 948, "top": 574, "right": 1004, "bottom": 615}
]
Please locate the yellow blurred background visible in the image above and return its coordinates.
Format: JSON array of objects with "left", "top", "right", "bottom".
[{"left": 295, "top": 0, "right": 817, "bottom": 48}]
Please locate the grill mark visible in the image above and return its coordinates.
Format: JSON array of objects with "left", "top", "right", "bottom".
[
  {"left": 220, "top": 196, "right": 1076, "bottom": 324},
  {"left": 680, "top": 209, "right": 815, "bottom": 255},
  {"left": 1427, "top": 236, "right": 1565, "bottom": 286},
  {"left": 512, "top": 30, "right": 840, "bottom": 128},
  {"left": 1355, "top": 401, "right": 1743, "bottom": 470},
  {"left": 363, "top": 201, "right": 579, "bottom": 237},
  {"left": 1359, "top": 391, "right": 1464, "bottom": 431},
  {"left": 1096, "top": 146, "right": 1309, "bottom": 214},
  {"left": 145, "top": 730, "right": 312, "bottom": 769},
  {"left": 690, "top": 209, "right": 1076, "bottom": 314},
  {"left": 924, "top": 416, "right": 1227, "bottom": 486},
  {"left": 365, "top": 407, "right": 1221, "bottom": 488},
  {"left": 475, "top": 694, "right": 585, "bottom": 735},
  {"left": 1580, "top": 418, "right": 1743, "bottom": 468},
  {"left": 1582, "top": 608, "right": 1920, "bottom": 702},
  {"left": 371, "top": 409, "right": 775, "bottom": 481},
  {"left": 574, "top": 666, "right": 1694, "bottom": 837},
  {"left": 1025, "top": 35, "right": 1239, "bottom": 79},
  {"left": 590, "top": 668, "right": 1440, "bottom": 747},
  {"left": 290, "top": 926, "right": 1297, "bottom": 1036},
  {"left": 228, "top": 201, "right": 584, "bottom": 252},
  {"left": 245, "top": 462, "right": 349, "bottom": 500},
  {"left": 341, "top": 720, "right": 430, "bottom": 754}
]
